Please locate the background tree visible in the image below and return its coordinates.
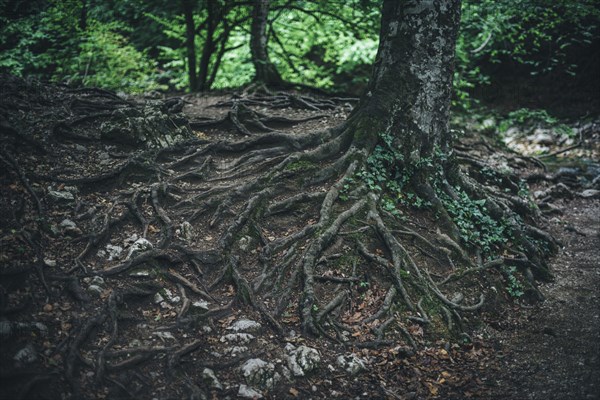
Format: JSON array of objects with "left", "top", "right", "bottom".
[
  {"left": 250, "top": 0, "right": 283, "bottom": 86},
  {"left": 182, "top": 0, "right": 198, "bottom": 91}
]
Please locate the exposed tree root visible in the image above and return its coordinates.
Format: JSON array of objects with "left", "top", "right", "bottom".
[{"left": 0, "top": 83, "right": 559, "bottom": 398}]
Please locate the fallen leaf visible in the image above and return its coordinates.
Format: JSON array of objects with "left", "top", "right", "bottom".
[{"left": 289, "top": 387, "right": 299, "bottom": 396}]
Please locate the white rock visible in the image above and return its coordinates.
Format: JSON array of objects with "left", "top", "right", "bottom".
[
  {"left": 124, "top": 233, "right": 139, "bottom": 245},
  {"left": 127, "top": 238, "right": 153, "bottom": 259},
  {"left": 192, "top": 300, "right": 210, "bottom": 310},
  {"left": 60, "top": 219, "right": 77, "bottom": 228},
  {"left": 336, "top": 353, "right": 366, "bottom": 375},
  {"left": 238, "top": 236, "right": 253, "bottom": 252},
  {"left": 228, "top": 319, "right": 262, "bottom": 333},
  {"left": 43, "top": 259, "right": 57, "bottom": 267},
  {"left": 179, "top": 221, "right": 194, "bottom": 241},
  {"left": 580, "top": 189, "right": 600, "bottom": 198},
  {"left": 227, "top": 346, "right": 248, "bottom": 357},
  {"left": 106, "top": 244, "right": 123, "bottom": 261},
  {"left": 91, "top": 276, "right": 105, "bottom": 286},
  {"left": 202, "top": 368, "right": 223, "bottom": 390},
  {"left": 241, "top": 358, "right": 280, "bottom": 389},
  {"left": 238, "top": 384, "right": 263, "bottom": 399},
  {"left": 129, "top": 269, "right": 153, "bottom": 277},
  {"left": 48, "top": 190, "right": 74, "bottom": 203},
  {"left": 88, "top": 285, "right": 103, "bottom": 296},
  {"left": 154, "top": 293, "right": 165, "bottom": 304},
  {"left": 286, "top": 345, "right": 320, "bottom": 377},
  {"left": 153, "top": 331, "right": 176, "bottom": 341},
  {"left": 14, "top": 344, "right": 37, "bottom": 364},
  {"left": 160, "top": 288, "right": 179, "bottom": 304},
  {"left": 220, "top": 333, "right": 255, "bottom": 344}
]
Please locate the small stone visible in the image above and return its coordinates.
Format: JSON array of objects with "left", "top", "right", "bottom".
[
  {"left": 238, "top": 384, "right": 263, "bottom": 399},
  {"left": 529, "top": 128, "right": 555, "bottom": 145},
  {"left": 14, "top": 344, "right": 37, "bottom": 364},
  {"left": 127, "top": 238, "right": 153, "bottom": 259},
  {"left": 48, "top": 190, "right": 75, "bottom": 203},
  {"left": 105, "top": 244, "right": 123, "bottom": 261},
  {"left": 241, "top": 358, "right": 280, "bottom": 389},
  {"left": 154, "top": 293, "right": 165, "bottom": 304},
  {"left": 192, "top": 300, "right": 210, "bottom": 310},
  {"left": 160, "top": 288, "right": 179, "bottom": 304},
  {"left": 179, "top": 221, "right": 194, "bottom": 241},
  {"left": 336, "top": 353, "right": 366, "bottom": 375},
  {"left": 153, "top": 331, "right": 176, "bottom": 341},
  {"left": 43, "top": 258, "right": 57, "bottom": 267},
  {"left": 580, "top": 189, "right": 600, "bottom": 198},
  {"left": 88, "top": 285, "right": 103, "bottom": 296},
  {"left": 59, "top": 219, "right": 78, "bottom": 233},
  {"left": 43, "top": 304, "right": 53, "bottom": 312},
  {"left": 227, "top": 346, "right": 248, "bottom": 357},
  {"left": 129, "top": 269, "right": 153, "bottom": 277},
  {"left": 238, "top": 236, "right": 252, "bottom": 252},
  {"left": 286, "top": 345, "right": 320, "bottom": 377},
  {"left": 63, "top": 186, "right": 79, "bottom": 194},
  {"left": 74, "top": 144, "right": 87, "bottom": 152},
  {"left": 124, "top": 234, "right": 139, "bottom": 245},
  {"left": 202, "top": 368, "right": 223, "bottom": 390},
  {"left": 228, "top": 319, "right": 262, "bottom": 333},
  {"left": 90, "top": 276, "right": 105, "bottom": 286},
  {"left": 220, "top": 333, "right": 255, "bottom": 344}
]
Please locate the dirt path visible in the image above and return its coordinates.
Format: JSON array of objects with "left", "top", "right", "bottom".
[{"left": 487, "top": 197, "right": 600, "bottom": 400}]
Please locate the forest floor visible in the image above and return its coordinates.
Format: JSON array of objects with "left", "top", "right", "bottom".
[{"left": 0, "top": 80, "right": 598, "bottom": 399}]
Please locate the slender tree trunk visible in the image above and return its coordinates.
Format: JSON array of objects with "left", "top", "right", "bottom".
[
  {"left": 182, "top": 0, "right": 198, "bottom": 92},
  {"left": 250, "top": 0, "right": 283, "bottom": 86},
  {"left": 198, "top": 1, "right": 217, "bottom": 91},
  {"left": 79, "top": 0, "right": 87, "bottom": 31}
]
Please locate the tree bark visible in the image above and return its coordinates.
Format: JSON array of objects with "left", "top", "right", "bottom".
[
  {"left": 182, "top": 0, "right": 198, "bottom": 92},
  {"left": 250, "top": 0, "right": 283, "bottom": 86},
  {"left": 351, "top": 0, "right": 461, "bottom": 163},
  {"left": 198, "top": 1, "right": 217, "bottom": 91}
]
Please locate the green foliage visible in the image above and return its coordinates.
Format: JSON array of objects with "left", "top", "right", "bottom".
[
  {"left": 440, "top": 190, "right": 510, "bottom": 256},
  {"left": 68, "top": 20, "right": 162, "bottom": 92},
  {"left": 454, "top": 0, "right": 600, "bottom": 109},
  {"left": 497, "top": 108, "right": 574, "bottom": 137},
  {"left": 503, "top": 266, "right": 525, "bottom": 297},
  {"left": 1, "top": 0, "right": 597, "bottom": 96},
  {"left": 285, "top": 160, "right": 318, "bottom": 173},
  {"left": 0, "top": 0, "right": 162, "bottom": 92}
]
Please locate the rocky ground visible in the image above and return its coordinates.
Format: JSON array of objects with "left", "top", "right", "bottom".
[{"left": 0, "top": 78, "right": 598, "bottom": 399}]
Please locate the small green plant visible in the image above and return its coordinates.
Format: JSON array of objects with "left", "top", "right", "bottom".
[
  {"left": 285, "top": 160, "right": 318, "bottom": 173},
  {"left": 441, "top": 190, "right": 510, "bottom": 256},
  {"left": 504, "top": 266, "right": 524, "bottom": 298},
  {"left": 355, "top": 130, "right": 432, "bottom": 214},
  {"left": 498, "top": 108, "right": 574, "bottom": 137}
]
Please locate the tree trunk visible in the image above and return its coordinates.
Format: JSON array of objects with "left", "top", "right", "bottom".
[
  {"left": 250, "top": 0, "right": 283, "bottom": 86},
  {"left": 198, "top": 1, "right": 217, "bottom": 91},
  {"left": 182, "top": 0, "right": 198, "bottom": 92},
  {"left": 346, "top": 0, "right": 463, "bottom": 239},
  {"left": 79, "top": 0, "right": 87, "bottom": 31},
  {"left": 352, "top": 0, "right": 461, "bottom": 160}
]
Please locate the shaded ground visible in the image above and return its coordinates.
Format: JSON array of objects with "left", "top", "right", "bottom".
[
  {"left": 0, "top": 78, "right": 598, "bottom": 399},
  {"left": 486, "top": 196, "right": 600, "bottom": 400}
]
